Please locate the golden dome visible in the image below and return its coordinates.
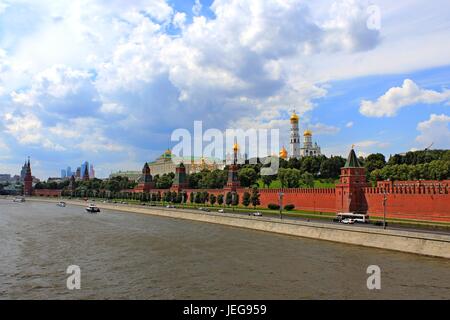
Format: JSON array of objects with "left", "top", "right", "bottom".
[
  {"left": 279, "top": 146, "right": 288, "bottom": 159},
  {"left": 303, "top": 129, "right": 312, "bottom": 136},
  {"left": 233, "top": 143, "right": 239, "bottom": 151},
  {"left": 290, "top": 112, "right": 299, "bottom": 123}
]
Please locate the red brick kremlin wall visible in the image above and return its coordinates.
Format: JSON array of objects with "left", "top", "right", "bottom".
[
  {"left": 181, "top": 188, "right": 336, "bottom": 213},
  {"left": 363, "top": 186, "right": 450, "bottom": 222},
  {"left": 172, "top": 186, "right": 450, "bottom": 222}
]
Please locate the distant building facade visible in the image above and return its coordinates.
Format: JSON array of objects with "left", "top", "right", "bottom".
[{"left": 147, "top": 149, "right": 223, "bottom": 176}]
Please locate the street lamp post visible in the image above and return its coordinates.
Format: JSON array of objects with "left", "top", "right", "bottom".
[
  {"left": 232, "top": 192, "right": 236, "bottom": 212},
  {"left": 383, "top": 190, "right": 387, "bottom": 229},
  {"left": 181, "top": 193, "right": 185, "bottom": 209},
  {"left": 278, "top": 192, "right": 284, "bottom": 220}
]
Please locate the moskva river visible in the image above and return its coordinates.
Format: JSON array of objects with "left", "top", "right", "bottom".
[{"left": 0, "top": 199, "right": 449, "bottom": 299}]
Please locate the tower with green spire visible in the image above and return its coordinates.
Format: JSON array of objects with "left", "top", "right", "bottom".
[{"left": 336, "top": 147, "right": 369, "bottom": 213}]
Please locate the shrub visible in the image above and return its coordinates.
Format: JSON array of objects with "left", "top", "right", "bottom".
[
  {"left": 284, "top": 204, "right": 295, "bottom": 211},
  {"left": 268, "top": 203, "right": 280, "bottom": 210}
]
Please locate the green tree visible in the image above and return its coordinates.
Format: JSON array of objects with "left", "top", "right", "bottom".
[
  {"left": 250, "top": 187, "right": 261, "bottom": 209},
  {"left": 364, "top": 153, "right": 386, "bottom": 173},
  {"left": 217, "top": 194, "right": 224, "bottom": 206},
  {"left": 225, "top": 192, "right": 232, "bottom": 206},
  {"left": 156, "top": 174, "right": 173, "bottom": 189},
  {"left": 238, "top": 167, "right": 258, "bottom": 187},
  {"left": 242, "top": 192, "right": 251, "bottom": 207},
  {"left": 278, "top": 168, "right": 301, "bottom": 188},
  {"left": 300, "top": 172, "right": 314, "bottom": 188},
  {"left": 261, "top": 174, "right": 275, "bottom": 188},
  {"left": 209, "top": 194, "right": 217, "bottom": 206}
]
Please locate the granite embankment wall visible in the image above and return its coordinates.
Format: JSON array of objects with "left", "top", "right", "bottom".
[{"left": 29, "top": 198, "right": 450, "bottom": 259}]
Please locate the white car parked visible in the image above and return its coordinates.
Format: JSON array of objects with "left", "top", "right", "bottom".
[{"left": 341, "top": 218, "right": 355, "bottom": 224}]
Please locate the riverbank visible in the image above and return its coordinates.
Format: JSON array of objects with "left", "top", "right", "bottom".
[{"left": 28, "top": 197, "right": 450, "bottom": 259}]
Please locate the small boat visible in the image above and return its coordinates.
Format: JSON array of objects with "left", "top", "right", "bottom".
[
  {"left": 57, "top": 201, "right": 66, "bottom": 207},
  {"left": 13, "top": 197, "right": 25, "bottom": 203},
  {"left": 85, "top": 204, "right": 100, "bottom": 214}
]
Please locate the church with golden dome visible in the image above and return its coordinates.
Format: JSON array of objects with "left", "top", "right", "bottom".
[{"left": 282, "top": 111, "right": 322, "bottom": 159}]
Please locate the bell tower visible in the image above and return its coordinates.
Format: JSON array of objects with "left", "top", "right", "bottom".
[
  {"left": 289, "top": 111, "right": 301, "bottom": 159},
  {"left": 335, "top": 147, "right": 368, "bottom": 213}
]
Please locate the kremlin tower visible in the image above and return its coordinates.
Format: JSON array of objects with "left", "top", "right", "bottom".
[
  {"left": 289, "top": 111, "right": 301, "bottom": 159},
  {"left": 225, "top": 141, "right": 241, "bottom": 191},
  {"left": 23, "top": 157, "right": 33, "bottom": 196}
]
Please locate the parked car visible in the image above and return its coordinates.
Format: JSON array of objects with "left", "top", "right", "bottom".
[
  {"left": 198, "top": 207, "right": 210, "bottom": 212},
  {"left": 341, "top": 218, "right": 355, "bottom": 224},
  {"left": 218, "top": 209, "right": 224, "bottom": 213},
  {"left": 248, "top": 212, "right": 262, "bottom": 217},
  {"left": 166, "top": 205, "right": 175, "bottom": 208}
]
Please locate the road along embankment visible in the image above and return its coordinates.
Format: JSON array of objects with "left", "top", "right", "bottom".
[{"left": 29, "top": 198, "right": 450, "bottom": 259}]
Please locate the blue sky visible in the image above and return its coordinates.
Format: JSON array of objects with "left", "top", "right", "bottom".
[{"left": 0, "top": 0, "right": 449, "bottom": 179}]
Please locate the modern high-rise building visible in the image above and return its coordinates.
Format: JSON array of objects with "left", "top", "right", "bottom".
[
  {"left": 61, "top": 169, "right": 66, "bottom": 178},
  {"left": 66, "top": 166, "right": 72, "bottom": 177},
  {"left": 89, "top": 164, "right": 95, "bottom": 179},
  {"left": 81, "top": 161, "right": 89, "bottom": 179}
]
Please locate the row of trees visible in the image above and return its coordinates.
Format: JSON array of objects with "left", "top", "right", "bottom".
[
  {"left": 36, "top": 176, "right": 137, "bottom": 191},
  {"left": 62, "top": 187, "right": 262, "bottom": 209},
  {"left": 369, "top": 160, "right": 450, "bottom": 182}
]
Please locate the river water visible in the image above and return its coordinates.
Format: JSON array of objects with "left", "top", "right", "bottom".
[{"left": 0, "top": 199, "right": 449, "bottom": 299}]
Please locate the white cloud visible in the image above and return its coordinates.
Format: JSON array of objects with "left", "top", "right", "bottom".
[
  {"left": 0, "top": 0, "right": 8, "bottom": 15},
  {"left": 309, "top": 123, "right": 340, "bottom": 135},
  {"left": 192, "top": 0, "right": 202, "bottom": 16},
  {"left": 100, "top": 102, "right": 125, "bottom": 114},
  {"left": 172, "top": 12, "right": 186, "bottom": 29},
  {"left": 355, "top": 140, "right": 390, "bottom": 149},
  {"left": 10, "top": 65, "right": 97, "bottom": 117},
  {"left": 359, "top": 79, "right": 450, "bottom": 117},
  {"left": 3, "top": 112, "right": 66, "bottom": 151},
  {"left": 345, "top": 121, "right": 354, "bottom": 128},
  {"left": 415, "top": 114, "right": 450, "bottom": 149}
]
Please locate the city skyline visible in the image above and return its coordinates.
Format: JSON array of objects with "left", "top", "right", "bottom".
[{"left": 0, "top": 0, "right": 449, "bottom": 179}]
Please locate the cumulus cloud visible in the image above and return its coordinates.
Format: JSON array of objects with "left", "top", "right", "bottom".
[
  {"left": 3, "top": 112, "right": 65, "bottom": 151},
  {"left": 415, "top": 113, "right": 450, "bottom": 149},
  {"left": 10, "top": 65, "right": 99, "bottom": 117},
  {"left": 192, "top": 0, "right": 202, "bottom": 16},
  {"left": 360, "top": 79, "right": 450, "bottom": 117},
  {"left": 346, "top": 121, "right": 354, "bottom": 128}
]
